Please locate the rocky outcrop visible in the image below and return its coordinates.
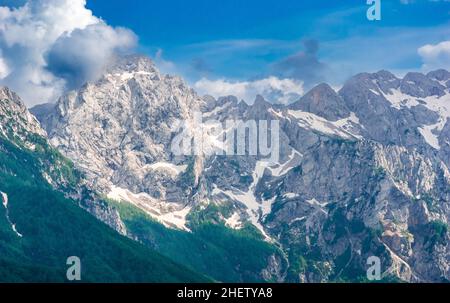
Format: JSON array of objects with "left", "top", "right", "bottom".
[
  {"left": 1, "top": 86, "right": 47, "bottom": 141},
  {"left": 289, "top": 83, "right": 350, "bottom": 121},
  {"left": 1, "top": 86, "right": 128, "bottom": 236}
]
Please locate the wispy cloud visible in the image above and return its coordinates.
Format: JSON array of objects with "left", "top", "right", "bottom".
[
  {"left": 271, "top": 39, "right": 328, "bottom": 88},
  {"left": 153, "top": 48, "right": 178, "bottom": 75},
  {"left": 194, "top": 76, "right": 304, "bottom": 105}
]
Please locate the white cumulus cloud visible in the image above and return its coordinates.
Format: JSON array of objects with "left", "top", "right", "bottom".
[
  {"left": 418, "top": 40, "right": 450, "bottom": 71},
  {"left": 0, "top": 55, "right": 9, "bottom": 79},
  {"left": 194, "top": 77, "right": 304, "bottom": 105},
  {"left": 0, "top": 0, "right": 137, "bottom": 106}
]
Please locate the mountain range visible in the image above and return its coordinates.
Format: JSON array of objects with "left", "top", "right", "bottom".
[{"left": 1, "top": 55, "right": 449, "bottom": 282}]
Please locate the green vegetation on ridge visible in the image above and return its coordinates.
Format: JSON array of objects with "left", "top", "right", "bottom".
[
  {"left": 107, "top": 199, "right": 286, "bottom": 282},
  {"left": 0, "top": 135, "right": 209, "bottom": 282}
]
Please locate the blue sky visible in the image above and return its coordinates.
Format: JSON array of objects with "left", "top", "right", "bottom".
[
  {"left": 0, "top": 0, "right": 449, "bottom": 105},
  {"left": 85, "top": 0, "right": 450, "bottom": 87}
]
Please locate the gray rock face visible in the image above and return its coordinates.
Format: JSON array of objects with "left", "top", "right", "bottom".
[
  {"left": 427, "top": 69, "right": 450, "bottom": 82},
  {"left": 1, "top": 86, "right": 47, "bottom": 141},
  {"left": 439, "top": 120, "right": 450, "bottom": 168},
  {"left": 33, "top": 58, "right": 450, "bottom": 282},
  {"left": 84, "top": 197, "right": 128, "bottom": 235},
  {"left": 289, "top": 83, "right": 349, "bottom": 121},
  {"left": 338, "top": 70, "right": 449, "bottom": 151},
  {"left": 400, "top": 72, "right": 446, "bottom": 98},
  {"left": 1, "top": 87, "right": 128, "bottom": 235},
  {"left": 29, "top": 102, "right": 56, "bottom": 131},
  {"left": 39, "top": 56, "right": 206, "bottom": 202}
]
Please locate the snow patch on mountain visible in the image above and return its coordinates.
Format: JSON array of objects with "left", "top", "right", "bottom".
[
  {"left": 145, "top": 162, "right": 188, "bottom": 176},
  {"left": 107, "top": 186, "right": 191, "bottom": 231},
  {"left": 1, "top": 191, "right": 23, "bottom": 238},
  {"left": 225, "top": 212, "right": 243, "bottom": 229},
  {"left": 288, "top": 110, "right": 362, "bottom": 139},
  {"left": 381, "top": 86, "right": 450, "bottom": 149},
  {"left": 213, "top": 161, "right": 273, "bottom": 239},
  {"left": 418, "top": 122, "right": 441, "bottom": 150},
  {"left": 383, "top": 89, "right": 421, "bottom": 109},
  {"left": 421, "top": 93, "right": 450, "bottom": 129},
  {"left": 269, "top": 148, "right": 302, "bottom": 177},
  {"left": 306, "top": 198, "right": 329, "bottom": 213},
  {"left": 283, "top": 193, "right": 299, "bottom": 199}
]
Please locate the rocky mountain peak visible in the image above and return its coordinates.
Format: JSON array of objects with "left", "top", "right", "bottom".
[
  {"left": 245, "top": 95, "right": 273, "bottom": 119},
  {"left": 202, "top": 95, "right": 217, "bottom": 111},
  {"left": 0, "top": 86, "right": 21, "bottom": 105},
  {"left": 374, "top": 69, "right": 398, "bottom": 80},
  {"left": 401, "top": 72, "right": 446, "bottom": 98},
  {"left": 253, "top": 94, "right": 271, "bottom": 108},
  {"left": 107, "top": 54, "right": 158, "bottom": 74},
  {"left": 290, "top": 82, "right": 350, "bottom": 121},
  {"left": 216, "top": 95, "right": 239, "bottom": 107},
  {"left": 0, "top": 86, "right": 46, "bottom": 140},
  {"left": 372, "top": 70, "right": 402, "bottom": 93},
  {"left": 33, "top": 55, "right": 209, "bottom": 230},
  {"left": 342, "top": 70, "right": 401, "bottom": 96},
  {"left": 427, "top": 69, "right": 450, "bottom": 84}
]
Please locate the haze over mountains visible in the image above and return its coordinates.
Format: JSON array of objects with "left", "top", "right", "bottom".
[{"left": 1, "top": 54, "right": 450, "bottom": 282}]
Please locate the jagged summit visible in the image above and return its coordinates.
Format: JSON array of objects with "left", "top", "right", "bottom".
[
  {"left": 0, "top": 86, "right": 46, "bottom": 140},
  {"left": 252, "top": 94, "right": 272, "bottom": 109},
  {"left": 401, "top": 71, "right": 446, "bottom": 98},
  {"left": 375, "top": 69, "right": 399, "bottom": 80},
  {"left": 216, "top": 95, "right": 239, "bottom": 107},
  {"left": 289, "top": 82, "right": 350, "bottom": 121},
  {"left": 0, "top": 86, "right": 29, "bottom": 108},
  {"left": 340, "top": 70, "right": 400, "bottom": 96},
  {"left": 427, "top": 69, "right": 450, "bottom": 82},
  {"left": 33, "top": 54, "right": 208, "bottom": 230},
  {"left": 106, "top": 54, "right": 158, "bottom": 75}
]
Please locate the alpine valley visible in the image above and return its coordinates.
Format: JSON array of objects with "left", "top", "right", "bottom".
[{"left": 1, "top": 55, "right": 449, "bottom": 282}]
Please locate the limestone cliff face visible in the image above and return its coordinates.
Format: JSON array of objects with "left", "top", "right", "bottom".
[
  {"left": 1, "top": 86, "right": 128, "bottom": 236},
  {"left": 1, "top": 86, "right": 46, "bottom": 141}
]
